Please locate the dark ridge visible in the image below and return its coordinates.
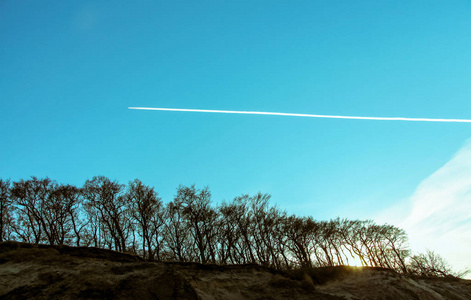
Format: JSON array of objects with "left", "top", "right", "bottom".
[
  {"left": 0, "top": 241, "right": 144, "bottom": 263},
  {"left": 163, "top": 260, "right": 282, "bottom": 275},
  {"left": 283, "top": 265, "right": 397, "bottom": 285},
  {"left": 1, "top": 243, "right": 471, "bottom": 300}
]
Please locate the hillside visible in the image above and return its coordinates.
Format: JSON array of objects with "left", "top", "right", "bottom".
[{"left": 0, "top": 242, "right": 470, "bottom": 300}]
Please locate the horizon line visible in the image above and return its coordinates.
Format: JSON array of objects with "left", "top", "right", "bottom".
[{"left": 128, "top": 107, "right": 471, "bottom": 123}]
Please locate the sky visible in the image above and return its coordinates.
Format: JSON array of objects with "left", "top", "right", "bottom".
[
  {"left": 1, "top": 1, "right": 471, "bottom": 272},
  {"left": 376, "top": 140, "right": 471, "bottom": 276}
]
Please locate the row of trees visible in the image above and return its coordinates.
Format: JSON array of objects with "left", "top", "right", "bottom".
[{"left": 0, "top": 176, "right": 464, "bottom": 277}]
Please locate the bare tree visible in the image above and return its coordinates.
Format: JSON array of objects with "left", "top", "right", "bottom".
[
  {"left": 338, "top": 219, "right": 368, "bottom": 266},
  {"left": 258, "top": 204, "right": 285, "bottom": 268},
  {"left": 0, "top": 179, "right": 13, "bottom": 242},
  {"left": 376, "top": 225, "right": 409, "bottom": 272},
  {"left": 217, "top": 199, "right": 247, "bottom": 264},
  {"left": 82, "top": 176, "right": 129, "bottom": 252},
  {"left": 10, "top": 177, "right": 55, "bottom": 244},
  {"left": 162, "top": 200, "right": 191, "bottom": 262},
  {"left": 272, "top": 213, "right": 291, "bottom": 269},
  {"left": 43, "top": 184, "right": 85, "bottom": 246},
  {"left": 408, "top": 250, "right": 469, "bottom": 278},
  {"left": 82, "top": 199, "right": 102, "bottom": 248},
  {"left": 285, "top": 215, "right": 314, "bottom": 267},
  {"left": 3, "top": 176, "right": 444, "bottom": 276},
  {"left": 176, "top": 185, "right": 218, "bottom": 264},
  {"left": 232, "top": 195, "right": 256, "bottom": 264},
  {"left": 126, "top": 179, "right": 164, "bottom": 260},
  {"left": 65, "top": 186, "right": 88, "bottom": 247}
]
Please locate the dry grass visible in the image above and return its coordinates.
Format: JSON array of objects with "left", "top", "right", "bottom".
[{"left": 1, "top": 242, "right": 471, "bottom": 300}]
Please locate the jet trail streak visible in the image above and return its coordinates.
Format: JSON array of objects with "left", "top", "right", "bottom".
[{"left": 128, "top": 107, "right": 471, "bottom": 123}]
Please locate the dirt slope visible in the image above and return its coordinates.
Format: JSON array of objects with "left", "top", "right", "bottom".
[{"left": 0, "top": 242, "right": 470, "bottom": 299}]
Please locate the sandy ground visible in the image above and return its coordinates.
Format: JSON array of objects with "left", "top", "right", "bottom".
[{"left": 0, "top": 242, "right": 470, "bottom": 299}]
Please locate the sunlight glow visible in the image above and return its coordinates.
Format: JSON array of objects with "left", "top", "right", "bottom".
[{"left": 377, "top": 140, "right": 471, "bottom": 278}]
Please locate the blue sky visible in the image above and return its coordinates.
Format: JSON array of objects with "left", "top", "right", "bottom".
[{"left": 1, "top": 0, "right": 471, "bottom": 226}]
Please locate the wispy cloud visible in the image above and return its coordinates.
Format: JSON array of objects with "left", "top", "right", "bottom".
[
  {"left": 377, "top": 140, "right": 471, "bottom": 274},
  {"left": 129, "top": 107, "right": 471, "bottom": 123}
]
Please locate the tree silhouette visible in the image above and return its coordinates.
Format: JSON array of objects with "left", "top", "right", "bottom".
[
  {"left": 11, "top": 177, "right": 55, "bottom": 244},
  {"left": 126, "top": 179, "right": 164, "bottom": 260},
  {"left": 82, "top": 176, "right": 129, "bottom": 252},
  {"left": 0, "top": 176, "right": 465, "bottom": 278},
  {"left": 0, "top": 179, "right": 12, "bottom": 242},
  {"left": 409, "top": 250, "right": 469, "bottom": 278}
]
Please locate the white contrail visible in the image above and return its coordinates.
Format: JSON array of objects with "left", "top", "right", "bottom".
[{"left": 128, "top": 107, "right": 471, "bottom": 123}]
